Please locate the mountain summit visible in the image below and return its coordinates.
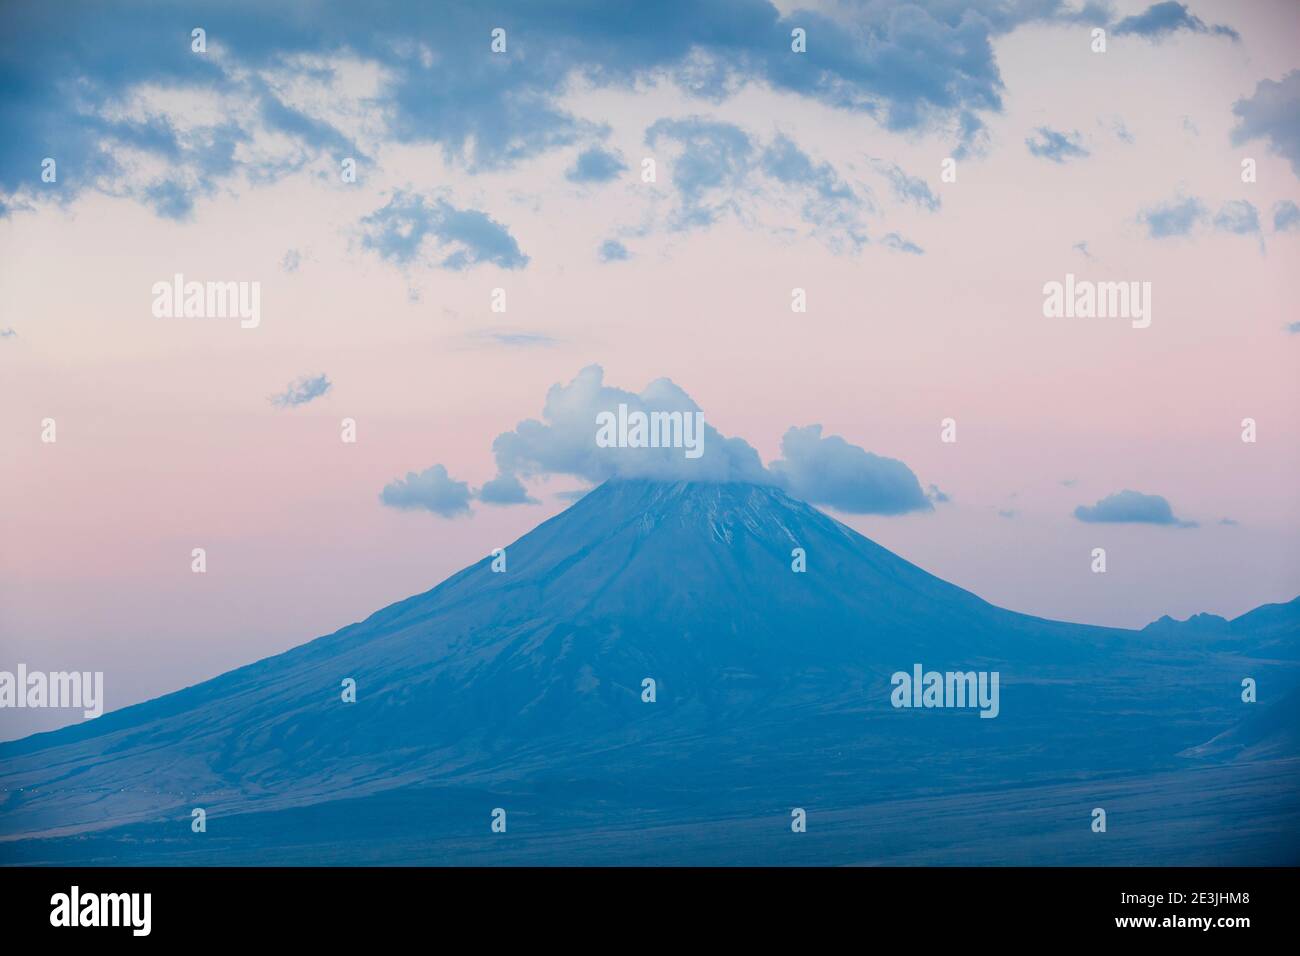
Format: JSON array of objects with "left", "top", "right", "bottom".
[{"left": 2, "top": 479, "right": 1297, "bottom": 864}]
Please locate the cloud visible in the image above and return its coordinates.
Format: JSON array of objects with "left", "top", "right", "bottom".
[
  {"left": 927, "top": 484, "right": 951, "bottom": 503},
  {"left": 881, "top": 232, "right": 924, "bottom": 255},
  {"left": 1101, "top": 116, "right": 1134, "bottom": 144},
  {"left": 1287, "top": 321, "right": 1300, "bottom": 334},
  {"left": 380, "top": 465, "right": 472, "bottom": 517},
  {"left": 0, "top": 1, "right": 1107, "bottom": 218},
  {"left": 1213, "top": 199, "right": 1260, "bottom": 236},
  {"left": 768, "top": 425, "right": 931, "bottom": 515},
  {"left": 470, "top": 330, "right": 559, "bottom": 348},
  {"left": 281, "top": 249, "right": 302, "bottom": 273},
  {"left": 758, "top": 133, "right": 866, "bottom": 250},
  {"left": 762, "top": 134, "right": 855, "bottom": 203},
  {"left": 145, "top": 179, "right": 202, "bottom": 221},
  {"left": 565, "top": 146, "right": 627, "bottom": 184},
  {"left": 646, "top": 117, "right": 755, "bottom": 228},
  {"left": 1137, "top": 194, "right": 1206, "bottom": 238},
  {"left": 478, "top": 473, "right": 538, "bottom": 506},
  {"left": 360, "top": 190, "right": 528, "bottom": 270},
  {"left": 997, "top": 509, "right": 1017, "bottom": 519},
  {"left": 487, "top": 365, "right": 769, "bottom": 488},
  {"left": 1231, "top": 72, "right": 1300, "bottom": 179},
  {"left": 874, "top": 161, "right": 939, "bottom": 212},
  {"left": 646, "top": 119, "right": 867, "bottom": 249},
  {"left": 1073, "top": 490, "right": 1196, "bottom": 527},
  {"left": 598, "top": 239, "right": 630, "bottom": 262},
  {"left": 1025, "top": 127, "right": 1089, "bottom": 163},
  {"left": 270, "top": 373, "right": 332, "bottom": 408},
  {"left": 1274, "top": 200, "right": 1300, "bottom": 232},
  {"left": 434, "top": 366, "right": 935, "bottom": 517},
  {"left": 1072, "top": 240, "right": 1095, "bottom": 260},
  {"left": 1112, "top": 3, "right": 1239, "bottom": 41},
  {"left": 0, "top": 328, "right": 16, "bottom": 340}
]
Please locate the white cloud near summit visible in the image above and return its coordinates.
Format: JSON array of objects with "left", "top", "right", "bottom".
[{"left": 381, "top": 366, "right": 933, "bottom": 518}]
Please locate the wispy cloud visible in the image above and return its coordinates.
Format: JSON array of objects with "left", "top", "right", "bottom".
[
  {"left": 881, "top": 233, "right": 924, "bottom": 255},
  {"left": 271, "top": 373, "right": 332, "bottom": 409},
  {"left": 1213, "top": 200, "right": 1262, "bottom": 242},
  {"left": 1274, "top": 200, "right": 1300, "bottom": 232},
  {"left": 1025, "top": 127, "right": 1089, "bottom": 163},
  {"left": 469, "top": 330, "right": 560, "bottom": 348},
  {"left": 644, "top": 119, "right": 868, "bottom": 250},
  {"left": 873, "top": 161, "right": 940, "bottom": 212}
]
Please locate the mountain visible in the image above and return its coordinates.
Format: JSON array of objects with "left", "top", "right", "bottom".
[
  {"left": 1142, "top": 599, "right": 1300, "bottom": 658},
  {"left": 1143, "top": 612, "right": 1231, "bottom": 636},
  {"left": 2, "top": 479, "right": 1298, "bottom": 865},
  {"left": 1182, "top": 679, "right": 1300, "bottom": 760}
]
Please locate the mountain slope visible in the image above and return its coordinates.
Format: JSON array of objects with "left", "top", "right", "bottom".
[{"left": 1, "top": 479, "right": 1296, "bottom": 857}]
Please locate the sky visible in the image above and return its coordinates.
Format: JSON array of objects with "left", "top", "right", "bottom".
[{"left": 1, "top": 0, "right": 1298, "bottom": 738}]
